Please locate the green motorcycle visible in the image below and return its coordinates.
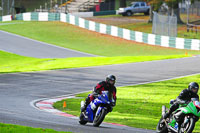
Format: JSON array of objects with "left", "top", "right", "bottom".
[{"left": 156, "top": 98, "right": 200, "bottom": 133}]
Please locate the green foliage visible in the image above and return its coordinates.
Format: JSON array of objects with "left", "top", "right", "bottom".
[{"left": 147, "top": 0, "right": 199, "bottom": 10}]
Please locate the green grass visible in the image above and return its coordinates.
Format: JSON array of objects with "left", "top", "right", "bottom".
[
  {"left": 95, "top": 14, "right": 124, "bottom": 18},
  {"left": 117, "top": 22, "right": 200, "bottom": 40},
  {"left": 1, "top": 21, "right": 200, "bottom": 56},
  {"left": 0, "top": 123, "right": 71, "bottom": 133},
  {"left": 53, "top": 74, "right": 200, "bottom": 132},
  {"left": 118, "top": 22, "right": 200, "bottom": 40},
  {"left": 95, "top": 13, "right": 149, "bottom": 19},
  {"left": 91, "top": 15, "right": 200, "bottom": 40},
  {"left": 0, "top": 50, "right": 190, "bottom": 73}
]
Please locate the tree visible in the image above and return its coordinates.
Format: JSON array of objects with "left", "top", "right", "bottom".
[
  {"left": 147, "top": 0, "right": 162, "bottom": 23},
  {"left": 146, "top": 0, "right": 199, "bottom": 24},
  {"left": 119, "top": 0, "right": 126, "bottom": 7}
]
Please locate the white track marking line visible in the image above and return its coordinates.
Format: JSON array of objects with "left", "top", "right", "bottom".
[
  {"left": 0, "top": 30, "right": 97, "bottom": 57},
  {"left": 31, "top": 72, "right": 200, "bottom": 106}
]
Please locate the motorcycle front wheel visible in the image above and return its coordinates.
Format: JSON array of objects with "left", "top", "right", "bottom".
[
  {"left": 93, "top": 107, "right": 106, "bottom": 127},
  {"left": 178, "top": 117, "right": 195, "bottom": 133},
  {"left": 79, "top": 112, "right": 87, "bottom": 125},
  {"left": 156, "top": 116, "right": 168, "bottom": 133}
]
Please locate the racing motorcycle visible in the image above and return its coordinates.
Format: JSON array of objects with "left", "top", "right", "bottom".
[
  {"left": 79, "top": 91, "right": 115, "bottom": 127},
  {"left": 156, "top": 98, "right": 200, "bottom": 133}
]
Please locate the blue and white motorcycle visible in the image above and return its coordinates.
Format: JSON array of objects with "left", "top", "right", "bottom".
[{"left": 79, "top": 91, "right": 115, "bottom": 127}]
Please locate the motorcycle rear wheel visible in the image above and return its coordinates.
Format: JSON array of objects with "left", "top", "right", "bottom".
[{"left": 93, "top": 108, "right": 106, "bottom": 127}]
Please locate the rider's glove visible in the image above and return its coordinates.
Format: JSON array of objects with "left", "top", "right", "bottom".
[
  {"left": 93, "top": 92, "right": 99, "bottom": 98},
  {"left": 185, "top": 100, "right": 191, "bottom": 104},
  {"left": 111, "top": 102, "right": 116, "bottom": 107},
  {"left": 177, "top": 99, "right": 187, "bottom": 104}
]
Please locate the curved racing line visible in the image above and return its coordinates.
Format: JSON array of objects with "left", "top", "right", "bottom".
[
  {"left": 30, "top": 71, "right": 200, "bottom": 130},
  {"left": 32, "top": 95, "right": 128, "bottom": 127}
]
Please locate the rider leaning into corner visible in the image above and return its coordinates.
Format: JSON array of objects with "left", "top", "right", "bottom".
[
  {"left": 81, "top": 75, "right": 117, "bottom": 113},
  {"left": 163, "top": 82, "right": 199, "bottom": 121}
]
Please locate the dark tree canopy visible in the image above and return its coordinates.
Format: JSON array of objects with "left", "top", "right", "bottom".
[{"left": 146, "top": 0, "right": 200, "bottom": 24}]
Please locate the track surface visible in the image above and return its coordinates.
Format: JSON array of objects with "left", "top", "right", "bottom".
[
  {"left": 1, "top": 31, "right": 200, "bottom": 133},
  {"left": 0, "top": 30, "right": 95, "bottom": 58},
  {"left": 1, "top": 57, "right": 200, "bottom": 133}
]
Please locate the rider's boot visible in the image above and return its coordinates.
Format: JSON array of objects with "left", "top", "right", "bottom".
[
  {"left": 81, "top": 97, "right": 90, "bottom": 112},
  {"left": 163, "top": 109, "right": 173, "bottom": 119},
  {"left": 163, "top": 112, "right": 170, "bottom": 119},
  {"left": 164, "top": 102, "right": 179, "bottom": 119},
  {"left": 81, "top": 103, "right": 88, "bottom": 112},
  {"left": 175, "top": 112, "right": 185, "bottom": 131}
]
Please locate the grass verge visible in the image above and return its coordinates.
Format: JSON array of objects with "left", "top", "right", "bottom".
[
  {"left": 0, "top": 50, "right": 190, "bottom": 73},
  {"left": 0, "top": 123, "right": 71, "bottom": 133},
  {"left": 0, "top": 21, "right": 200, "bottom": 56},
  {"left": 53, "top": 74, "right": 200, "bottom": 132},
  {"left": 88, "top": 15, "right": 200, "bottom": 40}
]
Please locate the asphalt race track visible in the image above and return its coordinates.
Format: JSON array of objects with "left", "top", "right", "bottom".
[
  {"left": 0, "top": 30, "right": 95, "bottom": 58},
  {"left": 0, "top": 31, "right": 200, "bottom": 133}
]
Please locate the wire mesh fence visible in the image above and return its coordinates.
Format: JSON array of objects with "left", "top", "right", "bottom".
[
  {"left": 179, "top": 0, "right": 200, "bottom": 36},
  {"left": 179, "top": 0, "right": 200, "bottom": 24},
  {"left": 152, "top": 12, "right": 177, "bottom": 37}
]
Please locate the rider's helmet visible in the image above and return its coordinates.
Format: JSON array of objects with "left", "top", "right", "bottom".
[
  {"left": 106, "top": 75, "right": 116, "bottom": 86},
  {"left": 188, "top": 82, "right": 199, "bottom": 94}
]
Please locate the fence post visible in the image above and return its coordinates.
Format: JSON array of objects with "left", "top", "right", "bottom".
[
  {"left": 11, "top": 0, "right": 15, "bottom": 19},
  {"left": 50, "top": 0, "right": 52, "bottom": 11},
  {"left": 1, "top": 0, "right": 4, "bottom": 16},
  {"left": 168, "top": 16, "right": 170, "bottom": 36},
  {"left": 45, "top": 3, "right": 47, "bottom": 10},
  {"left": 8, "top": 0, "right": 10, "bottom": 15}
]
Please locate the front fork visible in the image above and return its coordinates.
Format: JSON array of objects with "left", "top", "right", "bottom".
[{"left": 96, "top": 106, "right": 103, "bottom": 116}]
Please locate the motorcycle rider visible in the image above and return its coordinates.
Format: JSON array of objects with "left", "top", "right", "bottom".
[
  {"left": 163, "top": 82, "right": 199, "bottom": 121},
  {"left": 81, "top": 75, "right": 117, "bottom": 113}
]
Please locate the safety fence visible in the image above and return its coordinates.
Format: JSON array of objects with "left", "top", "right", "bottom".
[
  {"left": 15, "top": 12, "right": 60, "bottom": 21},
  {"left": 0, "top": 15, "right": 12, "bottom": 22},
  {"left": 152, "top": 12, "right": 177, "bottom": 37},
  {"left": 1, "top": 12, "right": 200, "bottom": 51}
]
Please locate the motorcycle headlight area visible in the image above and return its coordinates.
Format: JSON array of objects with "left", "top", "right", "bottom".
[
  {"left": 100, "top": 96, "right": 109, "bottom": 103},
  {"left": 119, "top": 8, "right": 125, "bottom": 12},
  {"left": 193, "top": 101, "right": 200, "bottom": 113},
  {"left": 194, "top": 101, "right": 200, "bottom": 109}
]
